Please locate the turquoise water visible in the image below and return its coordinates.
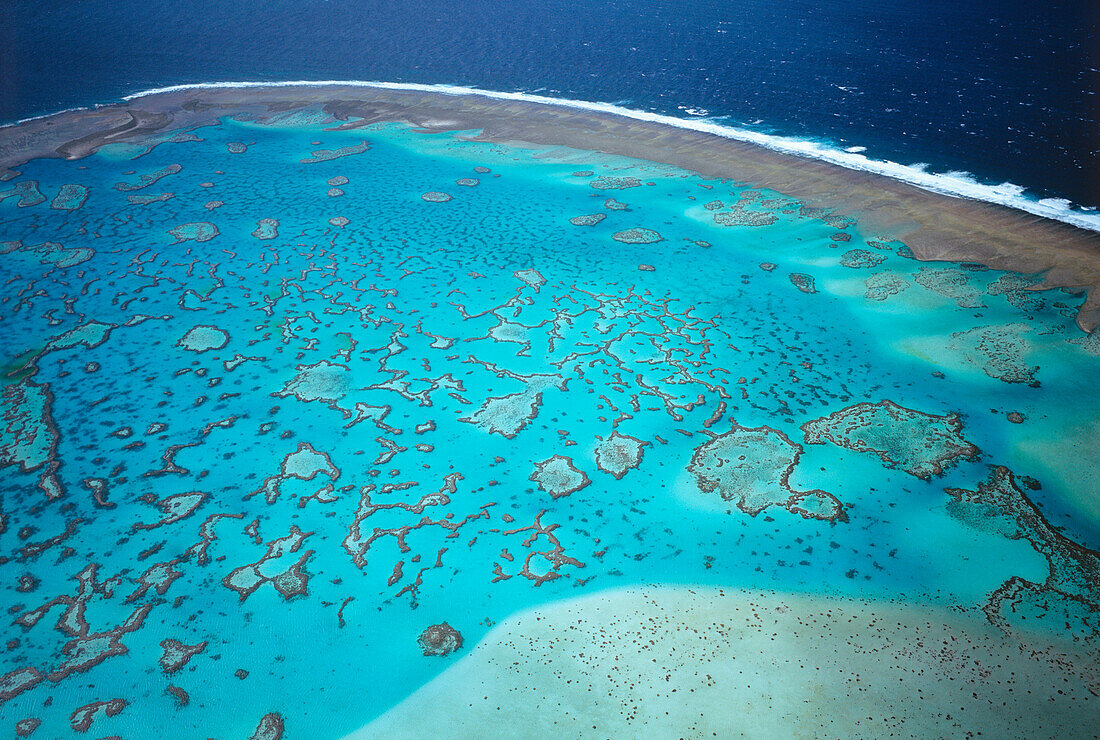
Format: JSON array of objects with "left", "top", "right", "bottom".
[{"left": 1, "top": 113, "right": 1098, "bottom": 737}]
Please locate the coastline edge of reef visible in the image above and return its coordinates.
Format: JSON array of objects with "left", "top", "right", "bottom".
[{"left": 3, "top": 82, "right": 1099, "bottom": 331}]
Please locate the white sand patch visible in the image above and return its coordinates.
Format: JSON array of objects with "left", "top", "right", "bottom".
[{"left": 349, "top": 586, "right": 1098, "bottom": 739}]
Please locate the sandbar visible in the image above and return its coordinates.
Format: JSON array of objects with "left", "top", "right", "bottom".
[{"left": 353, "top": 586, "right": 1099, "bottom": 738}]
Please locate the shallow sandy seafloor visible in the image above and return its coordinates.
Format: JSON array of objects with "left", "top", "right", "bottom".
[
  {"left": 358, "top": 586, "right": 1099, "bottom": 739},
  {"left": 0, "top": 84, "right": 1099, "bottom": 738}
]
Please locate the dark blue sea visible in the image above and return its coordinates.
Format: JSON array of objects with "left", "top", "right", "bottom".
[{"left": 3, "top": 0, "right": 1097, "bottom": 213}]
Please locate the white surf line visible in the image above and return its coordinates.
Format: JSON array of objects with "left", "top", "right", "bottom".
[
  {"left": 18, "top": 79, "right": 1096, "bottom": 232},
  {"left": 1, "top": 104, "right": 102, "bottom": 128}
]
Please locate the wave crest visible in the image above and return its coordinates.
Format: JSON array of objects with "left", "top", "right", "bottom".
[{"left": 36, "top": 78, "right": 1091, "bottom": 234}]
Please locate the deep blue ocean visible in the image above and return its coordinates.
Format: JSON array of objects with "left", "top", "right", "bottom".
[{"left": 3, "top": 0, "right": 1098, "bottom": 212}]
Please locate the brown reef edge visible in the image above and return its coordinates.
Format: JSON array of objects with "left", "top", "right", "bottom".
[{"left": 3, "top": 83, "right": 1099, "bottom": 330}]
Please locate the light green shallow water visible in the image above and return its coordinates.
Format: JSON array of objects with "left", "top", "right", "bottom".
[{"left": 0, "top": 111, "right": 1097, "bottom": 737}]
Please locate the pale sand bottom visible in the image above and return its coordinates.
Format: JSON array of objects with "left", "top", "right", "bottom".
[{"left": 351, "top": 587, "right": 1099, "bottom": 739}]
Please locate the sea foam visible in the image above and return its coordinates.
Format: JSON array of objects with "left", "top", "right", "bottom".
[{"left": 24, "top": 79, "right": 1099, "bottom": 232}]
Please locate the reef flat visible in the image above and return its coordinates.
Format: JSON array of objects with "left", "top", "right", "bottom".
[
  {"left": 0, "top": 84, "right": 1098, "bottom": 738},
  {"left": 3, "top": 83, "right": 1100, "bottom": 330}
]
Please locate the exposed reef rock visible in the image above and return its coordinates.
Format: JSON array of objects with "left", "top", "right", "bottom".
[{"left": 418, "top": 622, "right": 463, "bottom": 656}]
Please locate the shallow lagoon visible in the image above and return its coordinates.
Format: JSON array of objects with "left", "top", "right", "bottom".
[{"left": 1, "top": 111, "right": 1098, "bottom": 737}]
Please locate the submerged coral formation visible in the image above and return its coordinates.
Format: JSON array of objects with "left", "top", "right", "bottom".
[
  {"left": 946, "top": 467, "right": 1100, "bottom": 641},
  {"left": 688, "top": 421, "right": 847, "bottom": 522},
  {"left": 801, "top": 400, "right": 979, "bottom": 479}
]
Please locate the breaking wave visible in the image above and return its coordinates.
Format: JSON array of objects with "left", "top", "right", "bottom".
[{"left": 35, "top": 78, "right": 1089, "bottom": 233}]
